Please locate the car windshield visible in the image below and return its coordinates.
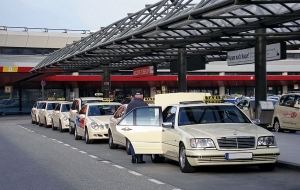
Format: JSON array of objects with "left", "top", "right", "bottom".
[
  {"left": 88, "top": 105, "right": 120, "bottom": 116},
  {"left": 47, "top": 103, "right": 58, "bottom": 110},
  {"left": 178, "top": 105, "right": 251, "bottom": 126},
  {"left": 37, "top": 102, "right": 44, "bottom": 109},
  {"left": 61, "top": 103, "right": 72, "bottom": 112}
]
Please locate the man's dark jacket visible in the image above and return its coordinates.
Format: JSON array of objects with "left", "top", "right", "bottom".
[{"left": 125, "top": 98, "right": 148, "bottom": 114}]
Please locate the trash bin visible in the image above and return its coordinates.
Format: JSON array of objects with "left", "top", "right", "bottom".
[{"left": 257, "top": 101, "right": 275, "bottom": 128}]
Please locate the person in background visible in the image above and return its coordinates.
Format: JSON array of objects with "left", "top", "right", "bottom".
[{"left": 125, "top": 89, "right": 148, "bottom": 164}]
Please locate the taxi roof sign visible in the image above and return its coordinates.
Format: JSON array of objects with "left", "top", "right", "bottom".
[
  {"left": 144, "top": 97, "right": 155, "bottom": 104},
  {"left": 95, "top": 93, "right": 103, "bottom": 97},
  {"left": 203, "top": 95, "right": 224, "bottom": 103},
  {"left": 102, "top": 98, "right": 113, "bottom": 102}
]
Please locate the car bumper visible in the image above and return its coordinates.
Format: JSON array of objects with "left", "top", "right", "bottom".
[
  {"left": 89, "top": 130, "right": 109, "bottom": 140},
  {"left": 185, "top": 148, "right": 280, "bottom": 166}
]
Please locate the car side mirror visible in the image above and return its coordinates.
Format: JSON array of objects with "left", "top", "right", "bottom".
[
  {"left": 162, "top": 122, "right": 174, "bottom": 129},
  {"left": 71, "top": 110, "right": 77, "bottom": 114},
  {"left": 54, "top": 110, "right": 60, "bottom": 114}
]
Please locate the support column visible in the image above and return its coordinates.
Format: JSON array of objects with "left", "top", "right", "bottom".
[
  {"left": 219, "top": 72, "right": 225, "bottom": 96},
  {"left": 178, "top": 47, "right": 187, "bottom": 92},
  {"left": 72, "top": 72, "right": 79, "bottom": 98},
  {"left": 102, "top": 69, "right": 111, "bottom": 98},
  {"left": 282, "top": 72, "right": 288, "bottom": 94},
  {"left": 255, "top": 28, "right": 267, "bottom": 118}
]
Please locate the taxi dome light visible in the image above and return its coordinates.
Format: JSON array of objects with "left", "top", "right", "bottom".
[
  {"left": 95, "top": 93, "right": 103, "bottom": 97},
  {"left": 203, "top": 95, "right": 224, "bottom": 103}
]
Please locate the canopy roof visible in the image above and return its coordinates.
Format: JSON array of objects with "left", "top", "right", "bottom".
[{"left": 31, "top": 0, "right": 300, "bottom": 73}]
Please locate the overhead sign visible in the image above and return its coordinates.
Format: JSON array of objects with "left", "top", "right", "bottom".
[
  {"left": 4, "top": 86, "right": 12, "bottom": 93},
  {"left": 133, "top": 66, "right": 154, "bottom": 78},
  {"left": 227, "top": 43, "right": 286, "bottom": 66}
]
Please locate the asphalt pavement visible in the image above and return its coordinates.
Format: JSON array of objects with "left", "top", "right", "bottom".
[{"left": 1, "top": 114, "right": 300, "bottom": 172}]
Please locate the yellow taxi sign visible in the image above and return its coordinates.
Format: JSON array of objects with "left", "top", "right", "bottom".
[
  {"left": 95, "top": 93, "right": 103, "bottom": 97},
  {"left": 144, "top": 97, "right": 155, "bottom": 104},
  {"left": 57, "top": 98, "right": 65, "bottom": 101},
  {"left": 102, "top": 98, "right": 113, "bottom": 102},
  {"left": 48, "top": 97, "right": 55, "bottom": 101},
  {"left": 203, "top": 95, "right": 224, "bottom": 103}
]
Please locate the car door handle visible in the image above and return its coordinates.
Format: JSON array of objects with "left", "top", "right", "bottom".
[{"left": 121, "top": 127, "right": 132, "bottom": 131}]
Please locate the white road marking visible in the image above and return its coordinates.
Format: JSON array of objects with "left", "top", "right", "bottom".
[
  {"left": 89, "top": 155, "right": 98, "bottom": 159},
  {"left": 128, "top": 171, "right": 142, "bottom": 176},
  {"left": 71, "top": 147, "right": 78, "bottom": 150},
  {"left": 64, "top": 144, "right": 70, "bottom": 146},
  {"left": 79, "top": 151, "right": 87, "bottom": 154},
  {"left": 51, "top": 138, "right": 57, "bottom": 141},
  {"left": 113, "top": 165, "right": 124, "bottom": 169},
  {"left": 148, "top": 179, "right": 164, "bottom": 184},
  {"left": 102, "top": 161, "right": 110, "bottom": 163},
  {"left": 42, "top": 135, "right": 47, "bottom": 138},
  {"left": 57, "top": 141, "right": 63, "bottom": 143}
]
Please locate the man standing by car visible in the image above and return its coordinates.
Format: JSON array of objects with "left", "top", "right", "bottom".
[{"left": 125, "top": 89, "right": 148, "bottom": 164}]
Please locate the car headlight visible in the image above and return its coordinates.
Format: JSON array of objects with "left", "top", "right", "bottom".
[
  {"left": 63, "top": 116, "right": 68, "bottom": 121},
  {"left": 91, "top": 122, "right": 99, "bottom": 130},
  {"left": 257, "top": 136, "right": 276, "bottom": 146},
  {"left": 48, "top": 114, "right": 52, "bottom": 119},
  {"left": 190, "top": 138, "right": 215, "bottom": 148}
]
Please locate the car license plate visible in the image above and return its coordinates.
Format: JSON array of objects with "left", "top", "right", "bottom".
[{"left": 225, "top": 153, "right": 252, "bottom": 160}]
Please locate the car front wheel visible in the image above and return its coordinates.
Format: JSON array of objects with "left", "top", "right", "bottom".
[
  {"left": 74, "top": 128, "right": 82, "bottom": 140},
  {"left": 126, "top": 138, "right": 131, "bottom": 155},
  {"left": 274, "top": 119, "right": 283, "bottom": 132},
  {"left": 179, "top": 143, "right": 195, "bottom": 173},
  {"left": 108, "top": 131, "right": 118, "bottom": 149},
  {"left": 85, "top": 128, "right": 92, "bottom": 144}
]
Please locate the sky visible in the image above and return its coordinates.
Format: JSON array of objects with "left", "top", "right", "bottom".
[{"left": 0, "top": 0, "right": 162, "bottom": 32}]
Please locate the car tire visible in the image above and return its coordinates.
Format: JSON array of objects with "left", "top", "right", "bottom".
[
  {"left": 85, "top": 128, "right": 92, "bottom": 144},
  {"left": 151, "top": 154, "right": 165, "bottom": 163},
  {"left": 179, "top": 143, "right": 195, "bottom": 173},
  {"left": 35, "top": 116, "right": 39, "bottom": 125},
  {"left": 44, "top": 117, "right": 48, "bottom": 128},
  {"left": 274, "top": 119, "right": 283, "bottom": 132},
  {"left": 59, "top": 120, "right": 63, "bottom": 132},
  {"left": 38, "top": 117, "right": 43, "bottom": 127},
  {"left": 258, "top": 163, "right": 276, "bottom": 171},
  {"left": 108, "top": 131, "right": 118, "bottom": 149},
  {"left": 74, "top": 128, "right": 82, "bottom": 140},
  {"left": 126, "top": 138, "right": 131, "bottom": 155},
  {"left": 69, "top": 122, "right": 75, "bottom": 134},
  {"left": 51, "top": 119, "right": 57, "bottom": 130},
  {"left": 31, "top": 117, "right": 35, "bottom": 124}
]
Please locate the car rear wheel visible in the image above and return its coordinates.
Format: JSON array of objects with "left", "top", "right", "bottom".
[
  {"left": 35, "top": 116, "right": 39, "bottom": 125},
  {"left": 108, "top": 131, "right": 118, "bottom": 149},
  {"left": 274, "top": 119, "right": 283, "bottom": 132},
  {"left": 126, "top": 138, "right": 131, "bottom": 155},
  {"left": 74, "top": 128, "right": 82, "bottom": 140},
  {"left": 31, "top": 116, "right": 35, "bottom": 124},
  {"left": 151, "top": 154, "right": 165, "bottom": 163},
  {"left": 258, "top": 163, "right": 276, "bottom": 171},
  {"left": 179, "top": 143, "right": 195, "bottom": 173},
  {"left": 85, "top": 128, "right": 92, "bottom": 144}
]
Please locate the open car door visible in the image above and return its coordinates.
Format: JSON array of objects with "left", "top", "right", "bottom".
[{"left": 116, "top": 106, "right": 163, "bottom": 154}]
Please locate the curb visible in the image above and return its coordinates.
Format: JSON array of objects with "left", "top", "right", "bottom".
[{"left": 276, "top": 161, "right": 300, "bottom": 172}]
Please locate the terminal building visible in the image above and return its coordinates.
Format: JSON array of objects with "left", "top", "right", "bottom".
[{"left": 1, "top": 1, "right": 300, "bottom": 114}]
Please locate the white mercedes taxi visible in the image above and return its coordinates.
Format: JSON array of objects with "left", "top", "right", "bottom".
[
  {"left": 31, "top": 100, "right": 46, "bottom": 124},
  {"left": 115, "top": 95, "right": 280, "bottom": 173},
  {"left": 51, "top": 101, "right": 72, "bottom": 132},
  {"left": 38, "top": 100, "right": 66, "bottom": 128},
  {"left": 75, "top": 101, "right": 121, "bottom": 144}
]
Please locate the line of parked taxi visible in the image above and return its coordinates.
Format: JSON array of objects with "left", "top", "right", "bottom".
[{"left": 30, "top": 93, "right": 285, "bottom": 173}]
